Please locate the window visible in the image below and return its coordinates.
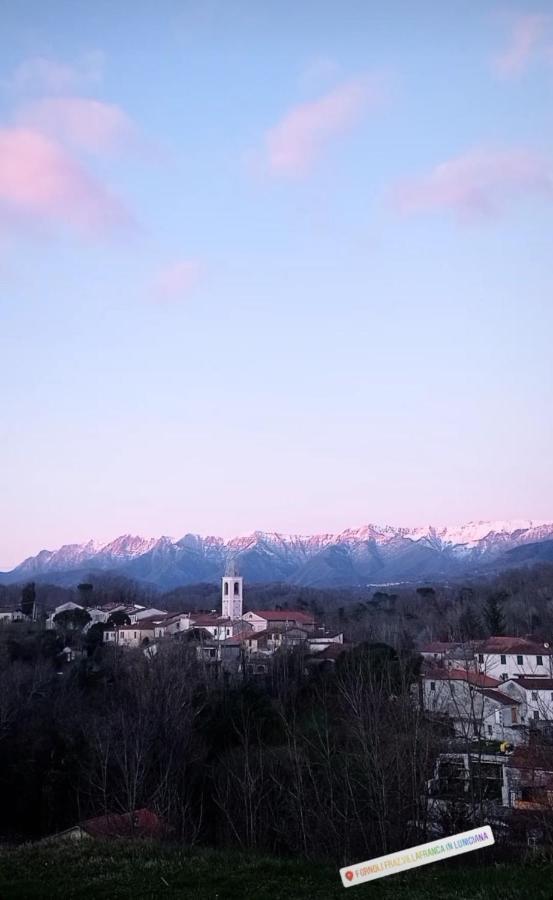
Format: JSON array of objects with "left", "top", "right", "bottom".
[
  {"left": 430, "top": 682, "right": 435, "bottom": 691},
  {"left": 234, "top": 581, "right": 239, "bottom": 595},
  {"left": 517, "top": 655, "right": 523, "bottom": 665},
  {"left": 533, "top": 711, "right": 540, "bottom": 721},
  {"left": 501, "top": 673, "right": 508, "bottom": 681},
  {"left": 532, "top": 692, "right": 539, "bottom": 701},
  {"left": 478, "top": 654, "right": 484, "bottom": 663},
  {"left": 537, "top": 655, "right": 543, "bottom": 666},
  {"left": 224, "top": 582, "right": 229, "bottom": 596},
  {"left": 134, "top": 632, "right": 137, "bottom": 639},
  {"left": 500, "top": 655, "right": 506, "bottom": 664}
]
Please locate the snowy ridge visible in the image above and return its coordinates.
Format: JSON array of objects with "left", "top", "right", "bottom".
[{"left": 3, "top": 520, "right": 553, "bottom": 589}]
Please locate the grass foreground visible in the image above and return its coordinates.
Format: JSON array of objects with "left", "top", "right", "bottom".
[{"left": 0, "top": 840, "right": 552, "bottom": 899}]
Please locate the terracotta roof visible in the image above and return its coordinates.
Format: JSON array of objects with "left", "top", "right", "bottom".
[
  {"left": 80, "top": 808, "right": 162, "bottom": 839},
  {"left": 480, "top": 688, "right": 520, "bottom": 706},
  {"left": 221, "top": 631, "right": 253, "bottom": 644},
  {"left": 423, "top": 668, "right": 499, "bottom": 688},
  {"left": 190, "top": 614, "right": 231, "bottom": 626},
  {"left": 245, "top": 610, "right": 315, "bottom": 623},
  {"left": 478, "top": 636, "right": 552, "bottom": 655},
  {"left": 120, "top": 622, "right": 155, "bottom": 632},
  {"left": 247, "top": 627, "right": 308, "bottom": 640}
]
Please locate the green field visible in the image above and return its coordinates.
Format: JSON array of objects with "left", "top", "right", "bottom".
[{"left": 0, "top": 841, "right": 550, "bottom": 899}]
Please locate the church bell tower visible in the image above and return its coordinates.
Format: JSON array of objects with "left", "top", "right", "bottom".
[{"left": 222, "top": 560, "right": 243, "bottom": 620}]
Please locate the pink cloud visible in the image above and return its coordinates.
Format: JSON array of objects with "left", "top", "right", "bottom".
[
  {"left": 494, "top": 13, "right": 550, "bottom": 77},
  {"left": 394, "top": 147, "right": 553, "bottom": 221},
  {"left": 5, "top": 52, "right": 104, "bottom": 95},
  {"left": 265, "top": 76, "right": 380, "bottom": 177},
  {"left": 16, "top": 97, "right": 136, "bottom": 155},
  {"left": 0, "top": 127, "right": 129, "bottom": 234},
  {"left": 153, "top": 260, "right": 202, "bottom": 301}
]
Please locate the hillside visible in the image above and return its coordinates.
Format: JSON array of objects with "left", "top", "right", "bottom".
[{"left": 0, "top": 841, "right": 551, "bottom": 899}]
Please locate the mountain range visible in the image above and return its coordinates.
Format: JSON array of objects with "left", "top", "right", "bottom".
[{"left": 1, "top": 520, "right": 553, "bottom": 590}]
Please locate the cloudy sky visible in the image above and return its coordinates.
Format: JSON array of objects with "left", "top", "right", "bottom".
[{"left": 1, "top": 1, "right": 552, "bottom": 568}]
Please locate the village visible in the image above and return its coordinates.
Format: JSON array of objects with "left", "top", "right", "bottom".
[
  {"left": 1, "top": 566, "right": 349, "bottom": 676},
  {"left": 3, "top": 568, "right": 553, "bottom": 844}
]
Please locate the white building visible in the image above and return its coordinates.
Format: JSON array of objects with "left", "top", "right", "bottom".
[
  {"left": 0, "top": 609, "right": 29, "bottom": 624},
  {"left": 190, "top": 614, "right": 235, "bottom": 640},
  {"left": 498, "top": 676, "right": 553, "bottom": 724},
  {"left": 421, "top": 668, "right": 524, "bottom": 744},
  {"left": 308, "top": 632, "right": 344, "bottom": 653},
  {"left": 103, "top": 621, "right": 156, "bottom": 647},
  {"left": 164, "top": 613, "right": 192, "bottom": 635},
  {"left": 475, "top": 637, "right": 552, "bottom": 681}
]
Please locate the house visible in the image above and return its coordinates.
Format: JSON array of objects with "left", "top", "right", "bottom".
[
  {"left": 240, "top": 610, "right": 316, "bottom": 633},
  {"left": 103, "top": 621, "right": 156, "bottom": 647},
  {"left": 308, "top": 632, "right": 344, "bottom": 653},
  {"left": 0, "top": 608, "right": 29, "bottom": 624},
  {"left": 475, "top": 636, "right": 552, "bottom": 681},
  {"left": 419, "top": 640, "right": 477, "bottom": 670},
  {"left": 50, "top": 809, "right": 163, "bottom": 841},
  {"left": 164, "top": 613, "right": 192, "bottom": 635},
  {"left": 189, "top": 613, "right": 235, "bottom": 640},
  {"left": 497, "top": 676, "right": 553, "bottom": 725},
  {"left": 244, "top": 626, "right": 310, "bottom": 655},
  {"left": 421, "top": 668, "right": 524, "bottom": 744}
]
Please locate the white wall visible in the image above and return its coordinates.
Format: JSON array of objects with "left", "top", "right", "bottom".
[{"left": 477, "top": 652, "right": 552, "bottom": 681}]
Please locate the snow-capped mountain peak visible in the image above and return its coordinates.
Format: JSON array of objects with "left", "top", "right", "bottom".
[{"left": 3, "top": 519, "right": 553, "bottom": 589}]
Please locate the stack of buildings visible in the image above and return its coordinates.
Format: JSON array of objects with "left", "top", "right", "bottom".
[
  {"left": 38, "top": 564, "right": 349, "bottom": 673},
  {"left": 419, "top": 636, "right": 553, "bottom": 835}
]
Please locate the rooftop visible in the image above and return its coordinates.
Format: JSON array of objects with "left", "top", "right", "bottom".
[
  {"left": 478, "top": 636, "right": 552, "bottom": 655},
  {"left": 245, "top": 610, "right": 315, "bottom": 623},
  {"left": 79, "top": 808, "right": 162, "bottom": 839},
  {"left": 508, "top": 677, "right": 553, "bottom": 691},
  {"left": 480, "top": 688, "right": 521, "bottom": 706},
  {"left": 423, "top": 667, "right": 499, "bottom": 688}
]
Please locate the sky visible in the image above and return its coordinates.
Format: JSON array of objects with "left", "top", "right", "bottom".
[{"left": 1, "top": 1, "right": 552, "bottom": 569}]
